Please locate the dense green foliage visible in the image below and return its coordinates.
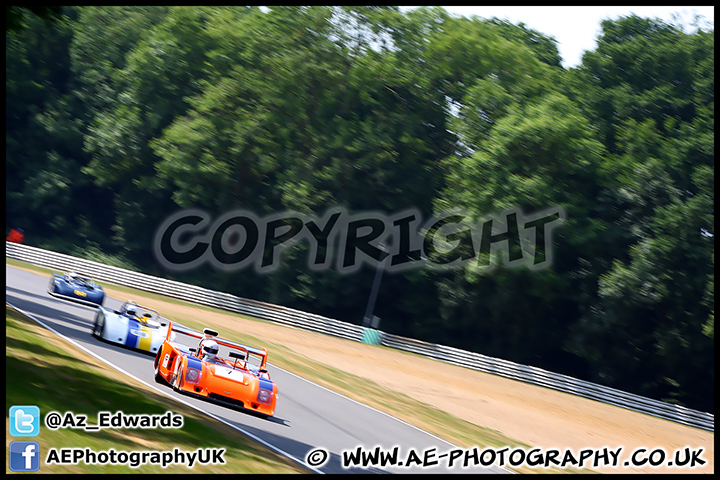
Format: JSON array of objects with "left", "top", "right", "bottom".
[{"left": 6, "top": 7, "right": 714, "bottom": 412}]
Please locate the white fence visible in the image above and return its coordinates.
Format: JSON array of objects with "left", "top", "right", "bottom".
[{"left": 6, "top": 242, "right": 714, "bottom": 432}]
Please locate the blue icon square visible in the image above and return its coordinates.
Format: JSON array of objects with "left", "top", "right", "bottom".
[
  {"left": 9, "top": 405, "right": 41, "bottom": 436},
  {"left": 9, "top": 441, "right": 41, "bottom": 472}
]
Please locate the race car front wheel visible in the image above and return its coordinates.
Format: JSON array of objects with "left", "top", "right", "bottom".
[
  {"left": 172, "top": 365, "right": 183, "bottom": 392},
  {"left": 153, "top": 351, "right": 168, "bottom": 385},
  {"left": 92, "top": 311, "right": 101, "bottom": 338}
]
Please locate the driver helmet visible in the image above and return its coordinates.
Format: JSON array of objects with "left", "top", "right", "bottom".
[
  {"left": 126, "top": 305, "right": 137, "bottom": 317},
  {"left": 202, "top": 340, "right": 219, "bottom": 362}
]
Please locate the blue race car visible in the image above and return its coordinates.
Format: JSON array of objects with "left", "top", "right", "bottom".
[{"left": 48, "top": 271, "right": 105, "bottom": 307}]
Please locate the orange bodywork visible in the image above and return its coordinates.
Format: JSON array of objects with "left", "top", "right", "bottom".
[{"left": 154, "top": 321, "right": 278, "bottom": 418}]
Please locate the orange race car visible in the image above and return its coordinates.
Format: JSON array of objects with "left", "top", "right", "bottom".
[{"left": 153, "top": 321, "right": 278, "bottom": 418}]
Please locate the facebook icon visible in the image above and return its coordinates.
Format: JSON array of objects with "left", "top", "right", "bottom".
[{"left": 9, "top": 441, "right": 41, "bottom": 472}]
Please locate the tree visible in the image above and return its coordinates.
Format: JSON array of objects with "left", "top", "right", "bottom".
[
  {"left": 6, "top": 6, "right": 64, "bottom": 33},
  {"left": 434, "top": 91, "right": 607, "bottom": 373},
  {"left": 565, "top": 15, "right": 714, "bottom": 411},
  {"left": 6, "top": 7, "right": 112, "bottom": 252},
  {"left": 80, "top": 7, "right": 236, "bottom": 263}
]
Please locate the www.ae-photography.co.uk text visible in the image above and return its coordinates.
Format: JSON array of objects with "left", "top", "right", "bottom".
[{"left": 153, "top": 207, "right": 565, "bottom": 274}]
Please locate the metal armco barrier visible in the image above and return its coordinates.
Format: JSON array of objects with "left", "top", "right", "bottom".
[{"left": 6, "top": 241, "right": 714, "bottom": 432}]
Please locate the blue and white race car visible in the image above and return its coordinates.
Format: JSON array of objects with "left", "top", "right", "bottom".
[
  {"left": 48, "top": 271, "right": 105, "bottom": 307},
  {"left": 92, "top": 300, "right": 175, "bottom": 355}
]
